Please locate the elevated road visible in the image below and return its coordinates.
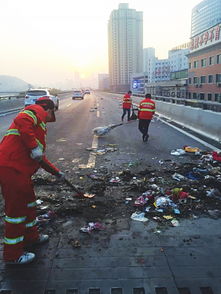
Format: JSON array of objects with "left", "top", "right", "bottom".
[{"left": 0, "top": 92, "right": 221, "bottom": 294}]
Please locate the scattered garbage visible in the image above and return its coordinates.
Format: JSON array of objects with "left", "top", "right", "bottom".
[
  {"left": 109, "top": 177, "right": 121, "bottom": 183},
  {"left": 68, "top": 239, "right": 81, "bottom": 248},
  {"left": 171, "top": 149, "right": 186, "bottom": 156},
  {"left": 134, "top": 195, "right": 150, "bottom": 206},
  {"left": 154, "top": 196, "right": 174, "bottom": 208},
  {"left": 86, "top": 145, "right": 118, "bottom": 155},
  {"left": 80, "top": 222, "right": 105, "bottom": 233},
  {"left": 83, "top": 193, "right": 95, "bottom": 198},
  {"left": 206, "top": 188, "right": 221, "bottom": 198},
  {"left": 130, "top": 212, "right": 148, "bottom": 222},
  {"left": 28, "top": 144, "right": 221, "bottom": 249},
  {"left": 171, "top": 219, "right": 180, "bottom": 227},
  {"left": 37, "top": 210, "right": 56, "bottom": 224},
  {"left": 172, "top": 173, "right": 185, "bottom": 181},
  {"left": 184, "top": 146, "right": 201, "bottom": 153},
  {"left": 212, "top": 151, "right": 221, "bottom": 162}
]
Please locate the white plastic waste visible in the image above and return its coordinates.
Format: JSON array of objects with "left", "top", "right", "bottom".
[
  {"left": 172, "top": 173, "right": 185, "bottom": 181},
  {"left": 130, "top": 212, "right": 148, "bottom": 222},
  {"left": 170, "top": 149, "right": 186, "bottom": 156},
  {"left": 93, "top": 123, "right": 123, "bottom": 136}
]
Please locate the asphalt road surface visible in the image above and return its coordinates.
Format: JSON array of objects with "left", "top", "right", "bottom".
[{"left": 0, "top": 92, "right": 221, "bottom": 294}]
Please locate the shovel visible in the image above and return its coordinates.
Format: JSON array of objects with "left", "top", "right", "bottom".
[
  {"left": 39, "top": 159, "right": 84, "bottom": 196},
  {"left": 63, "top": 178, "right": 84, "bottom": 196}
]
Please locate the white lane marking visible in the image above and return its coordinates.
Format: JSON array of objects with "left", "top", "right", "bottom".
[
  {"left": 79, "top": 135, "right": 98, "bottom": 169},
  {"left": 87, "top": 135, "right": 98, "bottom": 168},
  {"left": 66, "top": 103, "right": 71, "bottom": 107},
  {"left": 97, "top": 110, "right": 100, "bottom": 117},
  {"left": 157, "top": 116, "right": 221, "bottom": 152}
]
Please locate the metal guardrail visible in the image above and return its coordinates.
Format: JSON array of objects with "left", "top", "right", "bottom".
[
  {"left": 0, "top": 94, "right": 25, "bottom": 100},
  {"left": 133, "top": 94, "right": 221, "bottom": 112}
]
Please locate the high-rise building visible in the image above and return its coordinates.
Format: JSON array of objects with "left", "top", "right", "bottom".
[
  {"left": 143, "top": 48, "right": 156, "bottom": 83},
  {"left": 191, "top": 0, "right": 221, "bottom": 37},
  {"left": 98, "top": 74, "right": 110, "bottom": 90},
  {"left": 168, "top": 44, "right": 190, "bottom": 72},
  {"left": 108, "top": 3, "right": 143, "bottom": 92}
]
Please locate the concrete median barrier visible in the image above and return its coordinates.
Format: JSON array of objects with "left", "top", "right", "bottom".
[{"left": 156, "top": 100, "right": 221, "bottom": 142}]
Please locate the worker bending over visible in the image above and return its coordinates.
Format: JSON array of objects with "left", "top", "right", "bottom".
[{"left": 0, "top": 97, "right": 64, "bottom": 264}]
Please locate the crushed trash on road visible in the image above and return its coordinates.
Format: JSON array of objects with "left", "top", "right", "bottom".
[{"left": 1, "top": 147, "right": 220, "bottom": 248}]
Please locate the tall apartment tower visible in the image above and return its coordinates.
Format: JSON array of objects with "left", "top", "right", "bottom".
[
  {"left": 143, "top": 48, "right": 156, "bottom": 83},
  {"left": 191, "top": 0, "right": 221, "bottom": 37},
  {"left": 108, "top": 3, "right": 143, "bottom": 92}
]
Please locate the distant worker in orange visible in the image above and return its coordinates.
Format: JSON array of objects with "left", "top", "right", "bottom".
[
  {"left": 138, "top": 93, "right": 155, "bottom": 142},
  {"left": 121, "top": 90, "right": 132, "bottom": 122}
]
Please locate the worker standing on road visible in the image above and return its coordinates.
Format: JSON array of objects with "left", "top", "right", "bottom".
[
  {"left": 138, "top": 93, "right": 155, "bottom": 142},
  {"left": 121, "top": 90, "right": 132, "bottom": 122},
  {"left": 0, "top": 97, "right": 65, "bottom": 264}
]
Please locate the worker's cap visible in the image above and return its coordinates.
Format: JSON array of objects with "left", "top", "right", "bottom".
[{"left": 35, "top": 96, "right": 56, "bottom": 122}]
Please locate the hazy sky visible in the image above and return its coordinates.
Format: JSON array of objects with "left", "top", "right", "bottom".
[{"left": 0, "top": 0, "right": 200, "bottom": 88}]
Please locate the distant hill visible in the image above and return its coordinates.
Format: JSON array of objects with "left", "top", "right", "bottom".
[{"left": 0, "top": 75, "right": 32, "bottom": 92}]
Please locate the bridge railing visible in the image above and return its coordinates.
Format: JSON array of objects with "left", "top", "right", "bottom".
[
  {"left": 0, "top": 93, "right": 25, "bottom": 100},
  {"left": 133, "top": 94, "right": 221, "bottom": 112}
]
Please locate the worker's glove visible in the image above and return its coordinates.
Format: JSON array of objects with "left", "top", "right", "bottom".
[
  {"left": 30, "top": 146, "right": 43, "bottom": 162},
  {"left": 56, "top": 171, "right": 66, "bottom": 182}
]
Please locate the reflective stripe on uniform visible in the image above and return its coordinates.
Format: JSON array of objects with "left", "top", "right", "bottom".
[
  {"left": 140, "top": 102, "right": 155, "bottom": 107},
  {"left": 139, "top": 108, "right": 155, "bottom": 112},
  {"left": 4, "top": 236, "right": 24, "bottom": 245},
  {"left": 39, "top": 121, "right": 46, "bottom": 131},
  {"left": 35, "top": 139, "right": 44, "bottom": 151},
  {"left": 4, "top": 215, "right": 26, "bottom": 224},
  {"left": 26, "top": 219, "right": 37, "bottom": 228},
  {"left": 27, "top": 201, "right": 37, "bottom": 208},
  {"left": 20, "top": 110, "right": 37, "bottom": 125},
  {"left": 4, "top": 129, "right": 20, "bottom": 136}
]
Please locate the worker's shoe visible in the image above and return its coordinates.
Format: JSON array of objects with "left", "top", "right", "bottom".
[
  {"left": 35, "top": 234, "right": 49, "bottom": 245},
  {"left": 24, "top": 234, "right": 49, "bottom": 248},
  {"left": 6, "top": 252, "right": 35, "bottom": 265}
]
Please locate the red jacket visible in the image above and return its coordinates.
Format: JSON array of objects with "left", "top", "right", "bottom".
[
  {"left": 138, "top": 98, "right": 155, "bottom": 120},
  {"left": 122, "top": 93, "right": 132, "bottom": 109},
  {"left": 0, "top": 104, "right": 59, "bottom": 176}
]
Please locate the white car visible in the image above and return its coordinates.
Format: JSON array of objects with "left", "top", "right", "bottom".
[
  {"left": 72, "top": 90, "right": 84, "bottom": 100},
  {"left": 25, "top": 89, "right": 59, "bottom": 110}
]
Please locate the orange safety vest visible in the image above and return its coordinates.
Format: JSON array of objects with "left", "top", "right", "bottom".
[
  {"left": 122, "top": 93, "right": 132, "bottom": 109},
  {"left": 0, "top": 104, "right": 59, "bottom": 176},
  {"left": 138, "top": 98, "right": 155, "bottom": 120}
]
